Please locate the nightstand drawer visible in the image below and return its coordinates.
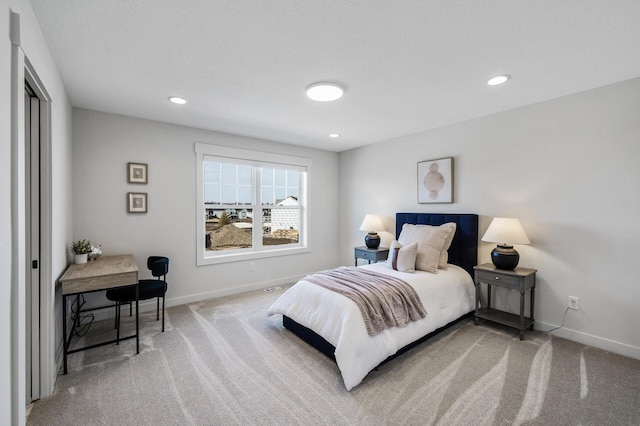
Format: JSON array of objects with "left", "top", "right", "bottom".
[
  {"left": 354, "top": 246, "right": 389, "bottom": 266},
  {"left": 354, "top": 248, "right": 371, "bottom": 261},
  {"left": 475, "top": 270, "right": 521, "bottom": 288}
]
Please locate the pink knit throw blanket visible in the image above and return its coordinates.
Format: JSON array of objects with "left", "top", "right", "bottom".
[{"left": 304, "top": 267, "right": 427, "bottom": 336}]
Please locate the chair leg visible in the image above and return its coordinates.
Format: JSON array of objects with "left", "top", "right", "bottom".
[
  {"left": 156, "top": 297, "right": 160, "bottom": 321},
  {"left": 129, "top": 301, "right": 132, "bottom": 317},
  {"left": 114, "top": 303, "right": 118, "bottom": 329},
  {"left": 161, "top": 295, "right": 165, "bottom": 332},
  {"left": 116, "top": 302, "right": 121, "bottom": 345}
]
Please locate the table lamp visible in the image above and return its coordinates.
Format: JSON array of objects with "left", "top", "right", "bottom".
[
  {"left": 481, "top": 217, "right": 530, "bottom": 270},
  {"left": 359, "top": 214, "right": 385, "bottom": 249}
]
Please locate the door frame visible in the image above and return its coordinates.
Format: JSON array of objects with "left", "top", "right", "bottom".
[
  {"left": 25, "top": 82, "right": 40, "bottom": 403},
  {"left": 24, "top": 60, "right": 54, "bottom": 401}
]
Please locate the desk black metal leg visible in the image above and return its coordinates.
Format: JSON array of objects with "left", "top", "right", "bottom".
[
  {"left": 62, "top": 294, "right": 68, "bottom": 374},
  {"left": 74, "top": 294, "right": 80, "bottom": 328},
  {"left": 116, "top": 302, "right": 120, "bottom": 345},
  {"left": 135, "top": 284, "right": 140, "bottom": 354}
]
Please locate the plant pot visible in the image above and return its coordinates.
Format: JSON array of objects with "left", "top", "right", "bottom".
[{"left": 74, "top": 253, "right": 88, "bottom": 264}]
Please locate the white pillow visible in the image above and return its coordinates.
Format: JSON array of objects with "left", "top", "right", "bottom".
[
  {"left": 438, "top": 222, "right": 457, "bottom": 269},
  {"left": 398, "top": 223, "right": 456, "bottom": 273},
  {"left": 386, "top": 240, "right": 418, "bottom": 272}
]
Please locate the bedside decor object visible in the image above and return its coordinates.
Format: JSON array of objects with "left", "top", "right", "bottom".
[
  {"left": 359, "top": 214, "right": 385, "bottom": 249},
  {"left": 128, "top": 162, "right": 148, "bottom": 184},
  {"left": 417, "top": 157, "right": 453, "bottom": 203},
  {"left": 481, "top": 217, "right": 530, "bottom": 270},
  {"left": 127, "top": 192, "right": 148, "bottom": 213},
  {"left": 71, "top": 239, "right": 92, "bottom": 264}
]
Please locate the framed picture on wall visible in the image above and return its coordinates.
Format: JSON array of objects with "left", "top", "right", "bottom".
[
  {"left": 417, "top": 157, "right": 454, "bottom": 203},
  {"left": 127, "top": 192, "right": 148, "bottom": 213},
  {"left": 127, "top": 162, "right": 148, "bottom": 184}
]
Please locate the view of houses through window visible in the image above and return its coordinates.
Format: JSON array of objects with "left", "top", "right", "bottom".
[{"left": 204, "top": 161, "right": 301, "bottom": 252}]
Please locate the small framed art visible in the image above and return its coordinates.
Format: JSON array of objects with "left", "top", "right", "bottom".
[
  {"left": 127, "top": 192, "right": 148, "bottom": 213},
  {"left": 127, "top": 162, "right": 148, "bottom": 184},
  {"left": 417, "top": 157, "right": 454, "bottom": 203}
]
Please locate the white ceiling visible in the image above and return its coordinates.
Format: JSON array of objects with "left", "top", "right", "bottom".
[{"left": 29, "top": 0, "right": 640, "bottom": 152}]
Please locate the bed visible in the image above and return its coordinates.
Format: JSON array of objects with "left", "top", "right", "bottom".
[{"left": 267, "top": 213, "right": 478, "bottom": 390}]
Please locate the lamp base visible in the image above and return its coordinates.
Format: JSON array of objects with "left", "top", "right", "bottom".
[
  {"left": 491, "top": 245, "right": 520, "bottom": 270},
  {"left": 365, "top": 233, "right": 381, "bottom": 249}
]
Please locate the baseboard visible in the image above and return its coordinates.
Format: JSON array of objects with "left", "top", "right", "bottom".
[
  {"left": 166, "top": 273, "right": 305, "bottom": 307},
  {"left": 58, "top": 275, "right": 640, "bottom": 365},
  {"left": 81, "top": 273, "right": 305, "bottom": 323},
  {"left": 536, "top": 321, "right": 640, "bottom": 361}
]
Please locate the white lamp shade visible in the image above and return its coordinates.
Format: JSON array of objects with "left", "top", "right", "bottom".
[
  {"left": 481, "top": 217, "right": 530, "bottom": 245},
  {"left": 359, "top": 214, "right": 384, "bottom": 232}
]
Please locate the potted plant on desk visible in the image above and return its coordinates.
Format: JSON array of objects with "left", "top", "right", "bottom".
[{"left": 71, "top": 239, "right": 92, "bottom": 264}]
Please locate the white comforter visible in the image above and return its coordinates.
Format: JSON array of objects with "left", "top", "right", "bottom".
[{"left": 267, "top": 263, "right": 475, "bottom": 390}]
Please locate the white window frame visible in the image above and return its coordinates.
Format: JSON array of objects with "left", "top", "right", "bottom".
[{"left": 195, "top": 143, "right": 311, "bottom": 265}]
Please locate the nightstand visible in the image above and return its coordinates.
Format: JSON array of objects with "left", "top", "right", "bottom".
[
  {"left": 354, "top": 246, "right": 389, "bottom": 266},
  {"left": 473, "top": 263, "right": 537, "bottom": 340}
]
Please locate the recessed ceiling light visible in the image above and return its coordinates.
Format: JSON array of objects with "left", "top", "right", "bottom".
[
  {"left": 168, "top": 96, "right": 188, "bottom": 105},
  {"left": 487, "top": 74, "right": 511, "bottom": 86},
  {"left": 329, "top": 133, "right": 341, "bottom": 138},
  {"left": 305, "top": 82, "right": 345, "bottom": 102}
]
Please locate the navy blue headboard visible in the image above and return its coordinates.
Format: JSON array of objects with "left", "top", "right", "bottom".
[{"left": 395, "top": 213, "right": 478, "bottom": 277}]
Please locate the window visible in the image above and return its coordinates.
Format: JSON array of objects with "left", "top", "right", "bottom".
[{"left": 196, "top": 143, "right": 310, "bottom": 265}]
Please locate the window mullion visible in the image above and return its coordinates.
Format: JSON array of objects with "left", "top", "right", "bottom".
[{"left": 253, "top": 166, "right": 262, "bottom": 249}]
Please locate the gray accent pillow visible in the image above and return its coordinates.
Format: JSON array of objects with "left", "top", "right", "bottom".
[{"left": 386, "top": 240, "right": 418, "bottom": 272}]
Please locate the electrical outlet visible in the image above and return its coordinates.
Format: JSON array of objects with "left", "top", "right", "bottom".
[
  {"left": 568, "top": 296, "right": 579, "bottom": 310},
  {"left": 250, "top": 262, "right": 256, "bottom": 271}
]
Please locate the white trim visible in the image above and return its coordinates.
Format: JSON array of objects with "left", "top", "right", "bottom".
[
  {"left": 84, "top": 272, "right": 307, "bottom": 323},
  {"left": 195, "top": 142, "right": 312, "bottom": 169},
  {"left": 24, "top": 60, "right": 55, "bottom": 399},
  {"left": 166, "top": 273, "right": 305, "bottom": 307},
  {"left": 195, "top": 143, "right": 311, "bottom": 266},
  {"left": 198, "top": 246, "right": 310, "bottom": 265},
  {"left": 10, "top": 21, "right": 27, "bottom": 425},
  {"left": 536, "top": 321, "right": 640, "bottom": 361}
]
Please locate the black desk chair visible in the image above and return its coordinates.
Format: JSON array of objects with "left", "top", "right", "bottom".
[{"left": 106, "top": 256, "right": 169, "bottom": 342}]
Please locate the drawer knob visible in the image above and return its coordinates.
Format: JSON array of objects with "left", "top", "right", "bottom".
[{"left": 495, "top": 276, "right": 500, "bottom": 280}]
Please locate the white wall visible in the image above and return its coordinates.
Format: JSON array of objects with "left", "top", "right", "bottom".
[
  {"left": 2, "top": 0, "right": 73, "bottom": 424},
  {"left": 339, "top": 77, "right": 640, "bottom": 359},
  {"left": 72, "top": 108, "right": 340, "bottom": 308}
]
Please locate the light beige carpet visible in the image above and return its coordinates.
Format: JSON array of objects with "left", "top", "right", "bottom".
[{"left": 28, "top": 287, "right": 640, "bottom": 425}]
